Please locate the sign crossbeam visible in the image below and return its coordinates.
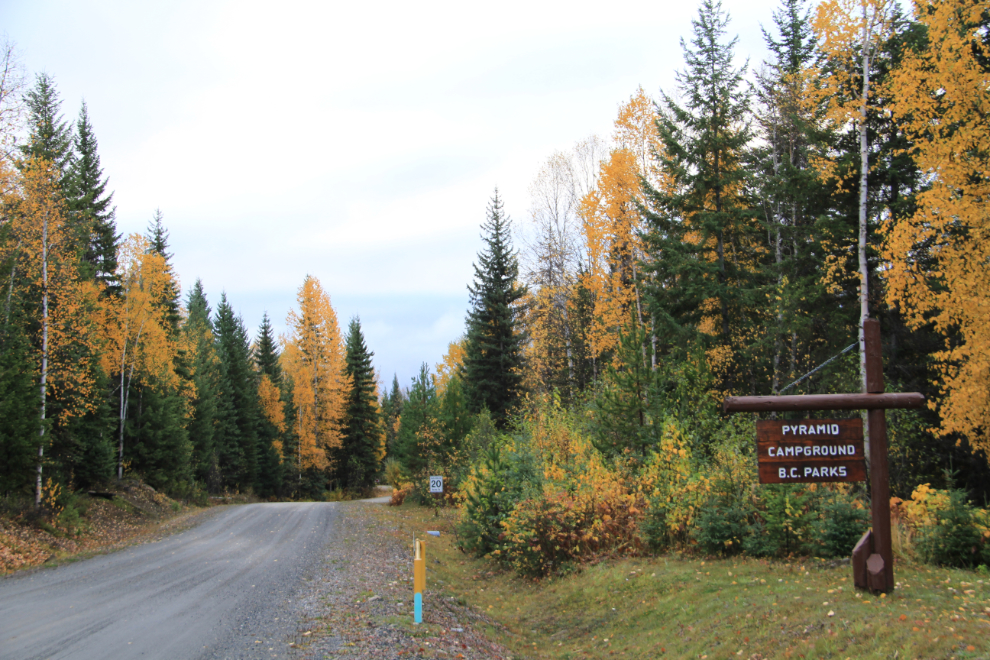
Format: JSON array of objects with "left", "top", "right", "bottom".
[{"left": 723, "top": 392, "right": 924, "bottom": 413}]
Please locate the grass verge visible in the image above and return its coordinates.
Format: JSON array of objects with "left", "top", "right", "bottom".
[{"left": 387, "top": 501, "right": 990, "bottom": 659}]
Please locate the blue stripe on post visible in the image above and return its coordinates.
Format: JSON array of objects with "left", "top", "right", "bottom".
[{"left": 414, "top": 592, "right": 423, "bottom": 624}]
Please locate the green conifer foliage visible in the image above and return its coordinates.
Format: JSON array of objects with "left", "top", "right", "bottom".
[
  {"left": 642, "top": 0, "right": 758, "bottom": 388},
  {"left": 462, "top": 190, "right": 526, "bottom": 426},
  {"left": 381, "top": 374, "right": 404, "bottom": 457},
  {"left": 254, "top": 311, "right": 284, "bottom": 497},
  {"left": 0, "top": 323, "right": 41, "bottom": 495},
  {"left": 594, "top": 311, "right": 657, "bottom": 458},
  {"left": 20, "top": 73, "right": 73, "bottom": 181},
  {"left": 336, "top": 318, "right": 382, "bottom": 491},
  {"left": 212, "top": 293, "right": 261, "bottom": 492},
  {"left": 184, "top": 280, "right": 220, "bottom": 488},
  {"left": 255, "top": 312, "right": 281, "bottom": 382},
  {"left": 395, "top": 364, "right": 439, "bottom": 478},
  {"left": 67, "top": 101, "right": 119, "bottom": 294},
  {"left": 146, "top": 210, "right": 182, "bottom": 337}
]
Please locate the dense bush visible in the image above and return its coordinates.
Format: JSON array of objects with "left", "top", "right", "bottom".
[
  {"left": 744, "top": 485, "right": 815, "bottom": 557},
  {"left": 456, "top": 441, "right": 540, "bottom": 556},
  {"left": 916, "top": 489, "right": 987, "bottom": 568},
  {"left": 693, "top": 496, "right": 753, "bottom": 555},
  {"left": 813, "top": 489, "right": 869, "bottom": 558}
]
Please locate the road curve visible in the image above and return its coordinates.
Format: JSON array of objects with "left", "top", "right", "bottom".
[{"left": 0, "top": 502, "right": 340, "bottom": 660}]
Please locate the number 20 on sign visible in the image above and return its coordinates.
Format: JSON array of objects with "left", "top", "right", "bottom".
[{"left": 428, "top": 476, "right": 443, "bottom": 494}]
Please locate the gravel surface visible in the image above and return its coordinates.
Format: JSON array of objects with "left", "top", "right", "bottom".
[
  {"left": 0, "top": 502, "right": 339, "bottom": 660},
  {"left": 292, "top": 500, "right": 514, "bottom": 660}
]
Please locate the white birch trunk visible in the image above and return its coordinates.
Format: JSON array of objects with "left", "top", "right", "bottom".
[{"left": 35, "top": 207, "right": 48, "bottom": 507}]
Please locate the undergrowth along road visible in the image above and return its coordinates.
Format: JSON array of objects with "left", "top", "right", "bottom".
[{"left": 388, "top": 502, "right": 990, "bottom": 660}]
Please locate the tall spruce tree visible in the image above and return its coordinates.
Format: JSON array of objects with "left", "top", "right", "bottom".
[
  {"left": 184, "top": 280, "right": 220, "bottom": 488},
  {"left": 395, "top": 364, "right": 439, "bottom": 477},
  {"left": 750, "top": 0, "right": 845, "bottom": 394},
  {"left": 381, "top": 374, "right": 404, "bottom": 457},
  {"left": 642, "top": 0, "right": 758, "bottom": 391},
  {"left": 20, "top": 73, "right": 73, "bottom": 182},
  {"left": 336, "top": 318, "right": 382, "bottom": 491},
  {"left": 67, "top": 101, "right": 119, "bottom": 294},
  {"left": 147, "top": 209, "right": 182, "bottom": 336},
  {"left": 212, "top": 293, "right": 261, "bottom": 492},
  {"left": 462, "top": 190, "right": 526, "bottom": 426},
  {"left": 254, "top": 312, "right": 284, "bottom": 497}
]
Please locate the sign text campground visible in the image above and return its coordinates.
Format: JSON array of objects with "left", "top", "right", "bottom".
[{"left": 756, "top": 418, "right": 866, "bottom": 484}]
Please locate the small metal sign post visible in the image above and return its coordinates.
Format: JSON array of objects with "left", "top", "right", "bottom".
[{"left": 723, "top": 319, "right": 924, "bottom": 593}]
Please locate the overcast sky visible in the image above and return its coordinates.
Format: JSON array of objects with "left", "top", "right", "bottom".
[{"left": 4, "top": 0, "right": 779, "bottom": 387}]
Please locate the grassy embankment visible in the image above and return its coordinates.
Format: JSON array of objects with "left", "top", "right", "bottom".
[{"left": 387, "top": 501, "right": 990, "bottom": 660}]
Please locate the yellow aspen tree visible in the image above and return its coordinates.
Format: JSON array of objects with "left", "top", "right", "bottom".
[
  {"left": 886, "top": 0, "right": 990, "bottom": 455},
  {"left": 579, "top": 148, "right": 646, "bottom": 370},
  {"left": 434, "top": 338, "right": 466, "bottom": 395},
  {"left": 101, "top": 233, "right": 178, "bottom": 480},
  {"left": 2, "top": 158, "right": 101, "bottom": 505},
  {"left": 813, "top": 0, "right": 896, "bottom": 389},
  {"left": 280, "top": 275, "right": 349, "bottom": 474}
]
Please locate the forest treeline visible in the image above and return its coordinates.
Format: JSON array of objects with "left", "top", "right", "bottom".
[
  {"left": 0, "top": 63, "right": 383, "bottom": 504},
  {"left": 2, "top": 0, "right": 989, "bottom": 571},
  {"left": 385, "top": 0, "right": 990, "bottom": 573}
]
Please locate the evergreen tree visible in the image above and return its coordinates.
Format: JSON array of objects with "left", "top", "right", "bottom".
[
  {"left": 255, "top": 312, "right": 281, "bottom": 382},
  {"left": 642, "top": 0, "right": 759, "bottom": 391},
  {"left": 438, "top": 373, "right": 472, "bottom": 454},
  {"left": 146, "top": 209, "right": 182, "bottom": 336},
  {"left": 395, "top": 364, "right": 439, "bottom": 477},
  {"left": 381, "top": 374, "right": 404, "bottom": 457},
  {"left": 184, "top": 280, "right": 220, "bottom": 488},
  {"left": 20, "top": 73, "right": 73, "bottom": 181},
  {"left": 462, "top": 190, "right": 526, "bottom": 426},
  {"left": 595, "top": 310, "right": 657, "bottom": 457},
  {"left": 0, "top": 321, "right": 41, "bottom": 495},
  {"left": 336, "top": 318, "right": 382, "bottom": 491},
  {"left": 750, "top": 0, "right": 845, "bottom": 394},
  {"left": 66, "top": 101, "right": 119, "bottom": 294},
  {"left": 254, "top": 311, "right": 284, "bottom": 497},
  {"left": 212, "top": 293, "right": 261, "bottom": 492},
  {"left": 127, "top": 382, "right": 192, "bottom": 491}
]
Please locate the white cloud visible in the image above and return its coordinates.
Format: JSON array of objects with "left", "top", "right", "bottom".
[{"left": 7, "top": 0, "right": 775, "bottom": 383}]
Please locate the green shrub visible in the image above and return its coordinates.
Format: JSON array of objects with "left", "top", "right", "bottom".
[
  {"left": 382, "top": 457, "right": 403, "bottom": 490},
  {"left": 744, "top": 485, "right": 815, "bottom": 557},
  {"left": 813, "top": 491, "right": 869, "bottom": 558},
  {"left": 457, "top": 442, "right": 538, "bottom": 556},
  {"left": 639, "top": 497, "right": 674, "bottom": 552},
  {"left": 916, "top": 489, "right": 985, "bottom": 568},
  {"left": 692, "top": 496, "right": 752, "bottom": 556}
]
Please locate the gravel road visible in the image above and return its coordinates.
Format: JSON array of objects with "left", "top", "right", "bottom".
[{"left": 0, "top": 502, "right": 341, "bottom": 660}]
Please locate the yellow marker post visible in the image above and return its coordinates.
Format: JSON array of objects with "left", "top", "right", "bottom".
[{"left": 413, "top": 539, "right": 425, "bottom": 624}]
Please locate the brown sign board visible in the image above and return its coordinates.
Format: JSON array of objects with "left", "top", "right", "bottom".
[{"left": 756, "top": 418, "right": 866, "bottom": 484}]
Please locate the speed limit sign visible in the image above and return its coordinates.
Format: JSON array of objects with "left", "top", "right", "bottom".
[{"left": 429, "top": 476, "right": 443, "bottom": 493}]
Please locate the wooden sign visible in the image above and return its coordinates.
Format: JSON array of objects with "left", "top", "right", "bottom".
[{"left": 756, "top": 418, "right": 866, "bottom": 484}]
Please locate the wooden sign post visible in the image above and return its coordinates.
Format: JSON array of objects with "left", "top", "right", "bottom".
[{"left": 723, "top": 319, "right": 924, "bottom": 593}]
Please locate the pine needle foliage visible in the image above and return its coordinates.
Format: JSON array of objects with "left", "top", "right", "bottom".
[
  {"left": 336, "top": 317, "right": 382, "bottom": 491},
  {"left": 462, "top": 190, "right": 527, "bottom": 427}
]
